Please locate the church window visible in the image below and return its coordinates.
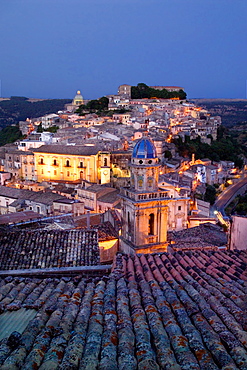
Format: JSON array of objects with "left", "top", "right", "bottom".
[
  {"left": 148, "top": 213, "right": 155, "bottom": 235},
  {"left": 104, "top": 158, "right": 107, "bottom": 166},
  {"left": 128, "top": 212, "right": 131, "bottom": 235},
  {"left": 66, "top": 160, "right": 70, "bottom": 167},
  {"left": 40, "top": 158, "right": 44, "bottom": 164},
  {"left": 138, "top": 176, "right": 143, "bottom": 188},
  {"left": 148, "top": 177, "right": 153, "bottom": 187},
  {"left": 79, "top": 161, "right": 83, "bottom": 168},
  {"left": 53, "top": 159, "right": 57, "bottom": 166}
]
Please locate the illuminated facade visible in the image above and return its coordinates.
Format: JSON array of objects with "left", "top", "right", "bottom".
[
  {"left": 33, "top": 145, "right": 110, "bottom": 184},
  {"left": 121, "top": 137, "right": 188, "bottom": 253},
  {"left": 72, "top": 90, "right": 84, "bottom": 106},
  {"left": 120, "top": 138, "right": 169, "bottom": 253}
]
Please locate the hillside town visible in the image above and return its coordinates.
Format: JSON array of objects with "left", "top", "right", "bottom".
[
  {"left": 0, "top": 85, "right": 246, "bottom": 250},
  {"left": 0, "top": 85, "right": 247, "bottom": 369}
]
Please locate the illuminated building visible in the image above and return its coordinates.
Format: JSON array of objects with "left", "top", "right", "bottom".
[
  {"left": 33, "top": 145, "right": 110, "bottom": 184},
  {"left": 120, "top": 137, "right": 189, "bottom": 253},
  {"left": 72, "top": 90, "right": 84, "bottom": 106}
]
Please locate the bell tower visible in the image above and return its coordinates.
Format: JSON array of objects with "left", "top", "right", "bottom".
[{"left": 120, "top": 137, "right": 169, "bottom": 253}]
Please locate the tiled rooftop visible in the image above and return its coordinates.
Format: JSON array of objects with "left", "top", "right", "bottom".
[
  {"left": 0, "top": 229, "right": 100, "bottom": 270},
  {"left": 32, "top": 144, "right": 100, "bottom": 155},
  {"left": 168, "top": 223, "right": 228, "bottom": 250},
  {"left": 0, "top": 249, "right": 246, "bottom": 369}
]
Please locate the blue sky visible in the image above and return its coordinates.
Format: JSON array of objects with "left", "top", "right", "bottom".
[{"left": 1, "top": 0, "right": 247, "bottom": 99}]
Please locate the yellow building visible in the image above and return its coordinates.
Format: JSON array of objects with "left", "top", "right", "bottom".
[
  {"left": 73, "top": 90, "right": 84, "bottom": 106},
  {"left": 33, "top": 145, "right": 110, "bottom": 184}
]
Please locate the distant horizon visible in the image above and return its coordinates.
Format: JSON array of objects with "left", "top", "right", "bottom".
[{"left": 1, "top": 93, "right": 247, "bottom": 102}]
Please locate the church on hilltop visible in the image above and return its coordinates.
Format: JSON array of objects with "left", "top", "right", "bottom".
[
  {"left": 120, "top": 137, "right": 189, "bottom": 254},
  {"left": 65, "top": 90, "right": 84, "bottom": 112}
]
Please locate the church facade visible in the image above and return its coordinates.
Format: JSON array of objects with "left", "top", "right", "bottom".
[{"left": 120, "top": 137, "right": 188, "bottom": 253}]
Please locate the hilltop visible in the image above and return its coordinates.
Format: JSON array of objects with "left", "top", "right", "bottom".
[{"left": 0, "top": 96, "right": 71, "bottom": 129}]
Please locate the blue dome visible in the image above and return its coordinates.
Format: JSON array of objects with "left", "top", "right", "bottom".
[{"left": 132, "top": 138, "right": 157, "bottom": 159}]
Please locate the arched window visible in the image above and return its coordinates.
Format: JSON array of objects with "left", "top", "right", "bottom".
[
  {"left": 148, "top": 213, "right": 155, "bottom": 235},
  {"left": 66, "top": 160, "right": 70, "bottom": 167},
  {"left": 128, "top": 212, "right": 131, "bottom": 234},
  {"left": 53, "top": 159, "right": 57, "bottom": 166}
]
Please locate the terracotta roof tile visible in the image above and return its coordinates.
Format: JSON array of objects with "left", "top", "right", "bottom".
[{"left": 0, "top": 250, "right": 246, "bottom": 369}]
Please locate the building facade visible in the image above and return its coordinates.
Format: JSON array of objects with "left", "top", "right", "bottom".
[
  {"left": 120, "top": 137, "right": 188, "bottom": 253},
  {"left": 33, "top": 145, "right": 111, "bottom": 184}
]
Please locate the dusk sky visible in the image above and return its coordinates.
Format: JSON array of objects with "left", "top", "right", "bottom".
[{"left": 1, "top": 0, "right": 247, "bottom": 100}]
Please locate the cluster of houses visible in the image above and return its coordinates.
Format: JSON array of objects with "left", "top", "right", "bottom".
[{"left": 0, "top": 85, "right": 238, "bottom": 252}]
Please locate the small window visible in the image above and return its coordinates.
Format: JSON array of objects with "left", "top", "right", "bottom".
[
  {"left": 104, "top": 158, "right": 107, "bottom": 166},
  {"left": 178, "top": 206, "right": 181, "bottom": 211},
  {"left": 148, "top": 213, "right": 155, "bottom": 235},
  {"left": 67, "top": 171, "right": 70, "bottom": 177},
  {"left": 66, "top": 160, "right": 70, "bottom": 167},
  {"left": 53, "top": 159, "right": 57, "bottom": 166},
  {"left": 40, "top": 158, "right": 44, "bottom": 164},
  {"left": 54, "top": 170, "right": 57, "bottom": 175}
]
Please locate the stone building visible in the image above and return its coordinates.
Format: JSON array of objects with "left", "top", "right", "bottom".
[
  {"left": 118, "top": 84, "right": 132, "bottom": 97},
  {"left": 120, "top": 137, "right": 189, "bottom": 253},
  {"left": 33, "top": 145, "right": 111, "bottom": 184}
]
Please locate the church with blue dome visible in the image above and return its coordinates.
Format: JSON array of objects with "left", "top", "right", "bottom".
[
  {"left": 132, "top": 137, "right": 157, "bottom": 159},
  {"left": 120, "top": 137, "right": 169, "bottom": 253},
  {"left": 120, "top": 136, "right": 189, "bottom": 253}
]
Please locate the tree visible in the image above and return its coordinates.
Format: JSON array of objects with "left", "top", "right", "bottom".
[
  {"left": 164, "top": 150, "right": 172, "bottom": 160},
  {"left": 0, "top": 125, "right": 23, "bottom": 146},
  {"left": 204, "top": 185, "right": 216, "bottom": 205},
  {"left": 37, "top": 122, "right": 43, "bottom": 132}
]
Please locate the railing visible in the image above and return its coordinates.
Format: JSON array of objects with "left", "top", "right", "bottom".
[{"left": 121, "top": 188, "right": 169, "bottom": 201}]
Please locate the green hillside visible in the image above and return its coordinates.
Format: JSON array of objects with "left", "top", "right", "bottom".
[{"left": 0, "top": 96, "right": 71, "bottom": 129}]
